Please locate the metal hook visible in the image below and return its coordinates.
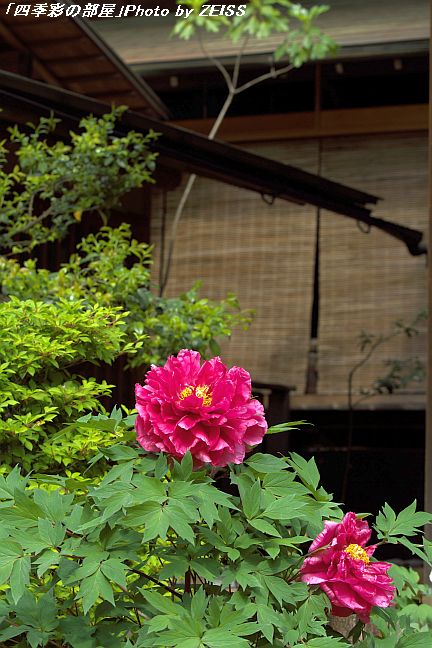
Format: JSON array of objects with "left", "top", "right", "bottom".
[
  {"left": 357, "top": 220, "right": 371, "bottom": 234},
  {"left": 261, "top": 193, "right": 276, "bottom": 206}
]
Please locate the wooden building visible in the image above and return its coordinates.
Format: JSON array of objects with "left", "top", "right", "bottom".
[
  {"left": 94, "top": 0, "right": 429, "bottom": 512},
  {"left": 0, "top": 0, "right": 429, "bottom": 512}
]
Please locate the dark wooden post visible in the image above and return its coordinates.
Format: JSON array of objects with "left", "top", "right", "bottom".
[{"left": 425, "top": 0, "right": 432, "bottom": 568}]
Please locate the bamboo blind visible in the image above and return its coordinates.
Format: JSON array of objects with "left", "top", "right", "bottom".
[
  {"left": 151, "top": 132, "right": 427, "bottom": 397},
  {"left": 318, "top": 132, "right": 428, "bottom": 395},
  {"left": 151, "top": 139, "right": 319, "bottom": 390}
]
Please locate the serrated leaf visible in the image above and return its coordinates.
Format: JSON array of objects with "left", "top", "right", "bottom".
[
  {"left": 399, "top": 633, "right": 432, "bottom": 648},
  {"left": 262, "top": 575, "right": 298, "bottom": 606},
  {"left": 142, "top": 589, "right": 181, "bottom": 615},
  {"left": 288, "top": 453, "right": 320, "bottom": 490},
  {"left": 0, "top": 625, "right": 29, "bottom": 641},
  {"left": 146, "top": 614, "right": 172, "bottom": 634},
  {"left": 174, "top": 451, "right": 193, "bottom": 480},
  {"left": 37, "top": 518, "right": 65, "bottom": 547},
  {"left": 249, "top": 518, "right": 281, "bottom": 537},
  {"left": 0, "top": 540, "right": 23, "bottom": 583},
  {"left": 303, "top": 638, "right": 349, "bottom": 647},
  {"left": 59, "top": 616, "right": 96, "bottom": 648},
  {"left": 154, "top": 453, "right": 168, "bottom": 479},
  {"left": 35, "top": 550, "right": 60, "bottom": 578},
  {"left": 100, "top": 558, "right": 128, "bottom": 590},
  {"left": 240, "top": 478, "right": 261, "bottom": 520},
  {"left": 202, "top": 628, "right": 249, "bottom": 648},
  {"left": 159, "top": 557, "right": 189, "bottom": 580},
  {"left": 375, "top": 501, "right": 432, "bottom": 539},
  {"left": 77, "top": 568, "right": 115, "bottom": 614},
  {"left": 262, "top": 494, "right": 306, "bottom": 520},
  {"left": 10, "top": 553, "right": 31, "bottom": 603},
  {"left": 246, "top": 453, "right": 287, "bottom": 473},
  {"left": 189, "top": 558, "right": 221, "bottom": 582},
  {"left": 13, "top": 489, "right": 44, "bottom": 521}
]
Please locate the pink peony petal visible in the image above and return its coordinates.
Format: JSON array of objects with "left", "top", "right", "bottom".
[
  {"left": 134, "top": 349, "right": 267, "bottom": 468},
  {"left": 300, "top": 512, "right": 395, "bottom": 623}
]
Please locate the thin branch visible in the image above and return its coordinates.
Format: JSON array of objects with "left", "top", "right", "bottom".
[
  {"left": 115, "top": 581, "right": 147, "bottom": 622},
  {"left": 159, "top": 172, "right": 196, "bottom": 295},
  {"left": 232, "top": 35, "right": 250, "bottom": 88},
  {"left": 197, "top": 32, "right": 234, "bottom": 92},
  {"left": 159, "top": 84, "right": 236, "bottom": 295},
  {"left": 158, "top": 48, "right": 295, "bottom": 294},
  {"left": 207, "top": 89, "right": 235, "bottom": 140},
  {"left": 348, "top": 333, "right": 400, "bottom": 409},
  {"left": 352, "top": 392, "right": 376, "bottom": 409},
  {"left": 342, "top": 330, "right": 401, "bottom": 500},
  {"left": 235, "top": 62, "right": 294, "bottom": 94},
  {"left": 8, "top": 203, "right": 55, "bottom": 239},
  {"left": 128, "top": 566, "right": 183, "bottom": 599},
  {"left": 27, "top": 190, "right": 38, "bottom": 221}
]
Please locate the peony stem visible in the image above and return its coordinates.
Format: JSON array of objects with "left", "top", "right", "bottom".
[
  {"left": 185, "top": 568, "right": 192, "bottom": 593},
  {"left": 128, "top": 566, "right": 183, "bottom": 599}
]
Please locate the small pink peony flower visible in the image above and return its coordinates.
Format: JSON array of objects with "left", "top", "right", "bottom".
[
  {"left": 300, "top": 512, "right": 395, "bottom": 623},
  {"left": 135, "top": 349, "right": 267, "bottom": 467}
]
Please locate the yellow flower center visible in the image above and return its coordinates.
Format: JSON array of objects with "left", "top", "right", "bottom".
[
  {"left": 179, "top": 386, "right": 193, "bottom": 400},
  {"left": 344, "top": 543, "right": 369, "bottom": 564},
  {"left": 179, "top": 384, "right": 212, "bottom": 406}
]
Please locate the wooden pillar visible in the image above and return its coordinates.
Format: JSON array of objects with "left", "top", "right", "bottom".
[{"left": 425, "top": 1, "right": 432, "bottom": 547}]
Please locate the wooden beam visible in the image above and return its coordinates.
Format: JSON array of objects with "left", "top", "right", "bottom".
[
  {"left": 62, "top": 71, "right": 123, "bottom": 84},
  {"left": 0, "top": 20, "right": 59, "bottom": 86},
  {"left": 173, "top": 105, "right": 428, "bottom": 142},
  {"left": 291, "top": 394, "right": 426, "bottom": 411}
]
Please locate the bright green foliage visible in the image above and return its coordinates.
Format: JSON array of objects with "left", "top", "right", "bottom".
[
  {"left": 172, "top": 0, "right": 337, "bottom": 67},
  {"left": 0, "top": 224, "right": 251, "bottom": 369},
  {"left": 387, "top": 566, "right": 432, "bottom": 633},
  {"left": 0, "top": 435, "right": 430, "bottom": 647},
  {"left": 0, "top": 109, "right": 158, "bottom": 255},
  {"left": 0, "top": 114, "right": 251, "bottom": 477},
  {"left": 0, "top": 297, "right": 142, "bottom": 474}
]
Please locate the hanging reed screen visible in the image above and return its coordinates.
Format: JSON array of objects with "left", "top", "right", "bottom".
[
  {"left": 151, "top": 132, "right": 427, "bottom": 397},
  {"left": 152, "top": 139, "right": 319, "bottom": 391},
  {"left": 318, "top": 132, "right": 427, "bottom": 396}
]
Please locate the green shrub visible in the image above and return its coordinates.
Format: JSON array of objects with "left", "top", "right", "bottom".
[
  {"left": 0, "top": 433, "right": 430, "bottom": 647},
  {"left": 0, "top": 224, "right": 251, "bottom": 369},
  {"left": 0, "top": 297, "right": 141, "bottom": 474},
  {"left": 0, "top": 110, "right": 157, "bottom": 256},
  {"left": 0, "top": 113, "right": 251, "bottom": 476}
]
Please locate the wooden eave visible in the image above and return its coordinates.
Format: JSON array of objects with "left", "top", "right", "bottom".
[
  {"left": 93, "top": 0, "right": 429, "bottom": 70},
  {"left": 0, "top": 70, "right": 425, "bottom": 256},
  {"left": 0, "top": 0, "right": 169, "bottom": 118}
]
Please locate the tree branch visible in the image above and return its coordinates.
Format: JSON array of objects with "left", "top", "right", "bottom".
[
  {"left": 197, "top": 32, "right": 234, "bottom": 92},
  {"left": 128, "top": 566, "right": 183, "bottom": 599},
  {"left": 158, "top": 47, "right": 295, "bottom": 294},
  {"left": 235, "top": 62, "right": 294, "bottom": 94},
  {"left": 232, "top": 35, "right": 249, "bottom": 88},
  {"left": 159, "top": 88, "right": 235, "bottom": 294}
]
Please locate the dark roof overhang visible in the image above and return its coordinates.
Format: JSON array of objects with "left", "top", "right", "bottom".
[
  {"left": 0, "top": 0, "right": 169, "bottom": 119},
  {"left": 0, "top": 70, "right": 425, "bottom": 256}
]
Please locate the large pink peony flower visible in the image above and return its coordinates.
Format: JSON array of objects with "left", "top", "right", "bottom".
[
  {"left": 300, "top": 512, "right": 395, "bottom": 622},
  {"left": 135, "top": 349, "right": 267, "bottom": 467}
]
